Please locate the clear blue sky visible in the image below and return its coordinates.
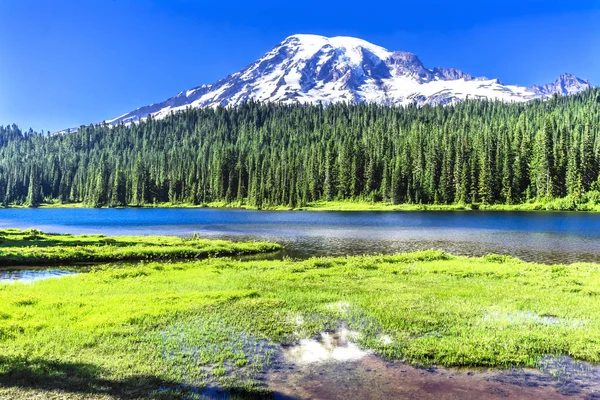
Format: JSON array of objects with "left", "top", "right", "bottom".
[{"left": 1, "top": 0, "right": 599, "bottom": 133}]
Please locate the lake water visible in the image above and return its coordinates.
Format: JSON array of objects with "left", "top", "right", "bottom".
[
  {"left": 1, "top": 208, "right": 600, "bottom": 270},
  {"left": 3, "top": 208, "right": 600, "bottom": 397}
]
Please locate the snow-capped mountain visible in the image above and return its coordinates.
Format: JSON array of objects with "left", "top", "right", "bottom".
[
  {"left": 103, "top": 34, "right": 593, "bottom": 126},
  {"left": 528, "top": 73, "right": 593, "bottom": 96}
]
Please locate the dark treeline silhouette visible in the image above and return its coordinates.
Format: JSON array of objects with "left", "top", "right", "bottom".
[{"left": 1, "top": 89, "right": 599, "bottom": 208}]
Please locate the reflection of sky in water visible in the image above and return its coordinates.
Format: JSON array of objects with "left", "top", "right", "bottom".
[
  {"left": 0, "top": 269, "right": 75, "bottom": 284},
  {"left": 1, "top": 208, "right": 600, "bottom": 265}
]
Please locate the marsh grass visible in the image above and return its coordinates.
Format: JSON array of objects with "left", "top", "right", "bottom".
[
  {"left": 0, "top": 229, "right": 280, "bottom": 266},
  {"left": 2, "top": 250, "right": 600, "bottom": 398}
]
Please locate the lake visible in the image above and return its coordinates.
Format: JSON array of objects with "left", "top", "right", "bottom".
[{"left": 1, "top": 208, "right": 600, "bottom": 268}]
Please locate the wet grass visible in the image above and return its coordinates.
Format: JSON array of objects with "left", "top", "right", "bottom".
[
  {"left": 2, "top": 250, "right": 600, "bottom": 398},
  {"left": 0, "top": 229, "right": 280, "bottom": 266}
]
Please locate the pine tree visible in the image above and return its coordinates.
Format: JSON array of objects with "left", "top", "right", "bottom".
[
  {"left": 324, "top": 143, "right": 335, "bottom": 201},
  {"left": 532, "top": 120, "right": 555, "bottom": 200},
  {"left": 111, "top": 168, "right": 127, "bottom": 207},
  {"left": 581, "top": 124, "right": 596, "bottom": 192},
  {"left": 26, "top": 166, "right": 43, "bottom": 207},
  {"left": 566, "top": 141, "right": 582, "bottom": 196}
]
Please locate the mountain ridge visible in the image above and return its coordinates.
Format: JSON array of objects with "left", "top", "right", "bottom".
[{"left": 63, "top": 34, "right": 593, "bottom": 131}]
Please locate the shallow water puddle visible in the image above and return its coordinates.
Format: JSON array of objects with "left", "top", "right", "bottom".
[
  {"left": 282, "top": 324, "right": 367, "bottom": 365},
  {"left": 483, "top": 309, "right": 586, "bottom": 327},
  {"left": 268, "top": 325, "right": 598, "bottom": 399},
  {"left": 0, "top": 269, "right": 76, "bottom": 284},
  {"left": 155, "top": 321, "right": 600, "bottom": 399},
  {"left": 267, "top": 355, "right": 591, "bottom": 400}
]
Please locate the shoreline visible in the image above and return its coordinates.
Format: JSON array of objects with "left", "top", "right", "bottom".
[
  {"left": 0, "top": 229, "right": 280, "bottom": 266},
  {"left": 3, "top": 200, "right": 600, "bottom": 213}
]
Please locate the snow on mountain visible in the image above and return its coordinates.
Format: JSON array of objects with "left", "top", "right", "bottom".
[
  {"left": 102, "top": 34, "right": 594, "bottom": 126},
  {"left": 527, "top": 73, "right": 593, "bottom": 96}
]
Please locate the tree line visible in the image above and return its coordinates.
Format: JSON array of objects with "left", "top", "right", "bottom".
[{"left": 1, "top": 89, "right": 599, "bottom": 208}]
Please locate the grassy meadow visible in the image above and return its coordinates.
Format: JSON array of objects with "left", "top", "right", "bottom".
[
  {"left": 0, "top": 229, "right": 280, "bottom": 266},
  {"left": 1, "top": 249, "right": 600, "bottom": 398}
]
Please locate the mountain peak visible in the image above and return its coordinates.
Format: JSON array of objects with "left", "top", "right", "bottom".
[
  {"left": 283, "top": 34, "right": 390, "bottom": 50},
  {"left": 95, "top": 34, "right": 594, "bottom": 128},
  {"left": 528, "top": 73, "right": 593, "bottom": 96},
  {"left": 557, "top": 72, "right": 591, "bottom": 85},
  {"left": 279, "top": 34, "right": 392, "bottom": 66}
]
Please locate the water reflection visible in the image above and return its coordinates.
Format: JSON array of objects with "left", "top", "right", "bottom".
[
  {"left": 0, "top": 269, "right": 76, "bottom": 284},
  {"left": 213, "top": 229, "right": 600, "bottom": 264},
  {"left": 1, "top": 208, "right": 600, "bottom": 264}
]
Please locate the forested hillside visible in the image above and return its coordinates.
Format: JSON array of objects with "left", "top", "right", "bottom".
[{"left": 1, "top": 89, "right": 599, "bottom": 209}]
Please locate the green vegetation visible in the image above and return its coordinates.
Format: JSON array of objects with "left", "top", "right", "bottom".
[
  {"left": 12, "top": 198, "right": 600, "bottom": 212},
  {"left": 298, "top": 200, "right": 472, "bottom": 211},
  {"left": 0, "top": 229, "right": 279, "bottom": 266},
  {"left": 8, "top": 198, "right": 600, "bottom": 212},
  {"left": 1, "top": 89, "right": 600, "bottom": 210},
  {"left": 2, "top": 251, "right": 600, "bottom": 398},
  {"left": 295, "top": 196, "right": 600, "bottom": 212}
]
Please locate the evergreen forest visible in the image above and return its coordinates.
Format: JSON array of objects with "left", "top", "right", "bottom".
[{"left": 1, "top": 89, "right": 599, "bottom": 209}]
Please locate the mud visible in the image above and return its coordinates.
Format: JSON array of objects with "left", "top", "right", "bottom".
[
  {"left": 266, "top": 326, "right": 600, "bottom": 400},
  {"left": 267, "top": 355, "right": 600, "bottom": 400}
]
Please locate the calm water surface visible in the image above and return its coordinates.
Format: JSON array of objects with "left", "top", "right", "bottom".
[
  {"left": 0, "top": 268, "right": 76, "bottom": 284},
  {"left": 1, "top": 208, "right": 600, "bottom": 269}
]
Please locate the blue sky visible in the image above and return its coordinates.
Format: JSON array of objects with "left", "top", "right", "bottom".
[{"left": 1, "top": 0, "right": 599, "bottom": 133}]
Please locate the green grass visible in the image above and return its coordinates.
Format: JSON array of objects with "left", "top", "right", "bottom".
[
  {"left": 480, "top": 200, "right": 600, "bottom": 212},
  {"left": 20, "top": 200, "right": 474, "bottom": 212},
  {"left": 8, "top": 190, "right": 600, "bottom": 212},
  {"left": 0, "top": 229, "right": 280, "bottom": 266},
  {"left": 2, "top": 250, "right": 600, "bottom": 398},
  {"left": 12, "top": 198, "right": 600, "bottom": 212},
  {"left": 297, "top": 200, "right": 473, "bottom": 211}
]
